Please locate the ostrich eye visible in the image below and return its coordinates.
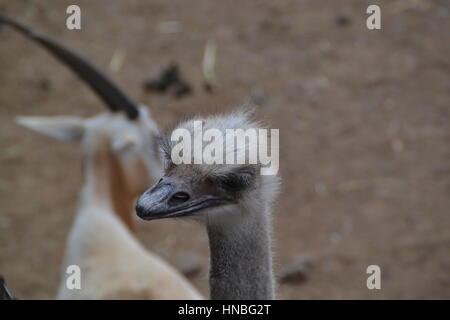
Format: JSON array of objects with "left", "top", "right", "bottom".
[{"left": 215, "top": 170, "right": 255, "bottom": 193}]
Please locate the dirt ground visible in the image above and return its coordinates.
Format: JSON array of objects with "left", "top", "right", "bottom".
[{"left": 0, "top": 0, "right": 449, "bottom": 299}]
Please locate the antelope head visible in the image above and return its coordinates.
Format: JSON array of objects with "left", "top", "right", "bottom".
[{"left": 2, "top": 14, "right": 163, "bottom": 228}]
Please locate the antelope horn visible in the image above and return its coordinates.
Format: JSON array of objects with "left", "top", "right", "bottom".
[
  {"left": 0, "top": 13, "right": 139, "bottom": 120},
  {"left": 0, "top": 276, "right": 15, "bottom": 300}
]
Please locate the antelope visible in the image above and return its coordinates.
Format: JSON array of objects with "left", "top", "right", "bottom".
[{"left": 1, "top": 14, "right": 202, "bottom": 299}]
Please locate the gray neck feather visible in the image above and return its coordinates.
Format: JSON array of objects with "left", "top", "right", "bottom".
[{"left": 207, "top": 207, "right": 274, "bottom": 300}]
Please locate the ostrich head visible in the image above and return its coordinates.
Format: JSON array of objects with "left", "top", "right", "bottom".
[{"left": 136, "top": 109, "right": 280, "bottom": 226}]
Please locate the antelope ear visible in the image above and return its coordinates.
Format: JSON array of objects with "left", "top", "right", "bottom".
[{"left": 16, "top": 116, "right": 85, "bottom": 141}]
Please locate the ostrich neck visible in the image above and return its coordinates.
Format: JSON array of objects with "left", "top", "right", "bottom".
[{"left": 207, "top": 208, "right": 274, "bottom": 300}]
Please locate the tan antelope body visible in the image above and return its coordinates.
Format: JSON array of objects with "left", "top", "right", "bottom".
[{"left": 18, "top": 105, "right": 202, "bottom": 301}]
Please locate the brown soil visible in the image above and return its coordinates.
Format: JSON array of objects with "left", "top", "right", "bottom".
[{"left": 0, "top": 0, "right": 449, "bottom": 299}]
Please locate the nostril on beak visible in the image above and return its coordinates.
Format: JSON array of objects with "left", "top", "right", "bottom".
[
  {"left": 169, "top": 192, "right": 190, "bottom": 206},
  {"left": 135, "top": 201, "right": 147, "bottom": 218}
]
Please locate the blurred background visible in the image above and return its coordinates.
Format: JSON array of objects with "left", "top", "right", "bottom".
[{"left": 0, "top": 0, "right": 449, "bottom": 299}]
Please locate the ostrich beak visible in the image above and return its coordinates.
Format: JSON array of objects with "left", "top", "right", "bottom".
[{"left": 135, "top": 178, "right": 233, "bottom": 220}]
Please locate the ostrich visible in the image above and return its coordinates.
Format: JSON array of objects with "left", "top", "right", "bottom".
[
  {"left": 136, "top": 110, "right": 281, "bottom": 299},
  {"left": 2, "top": 14, "right": 202, "bottom": 299}
]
